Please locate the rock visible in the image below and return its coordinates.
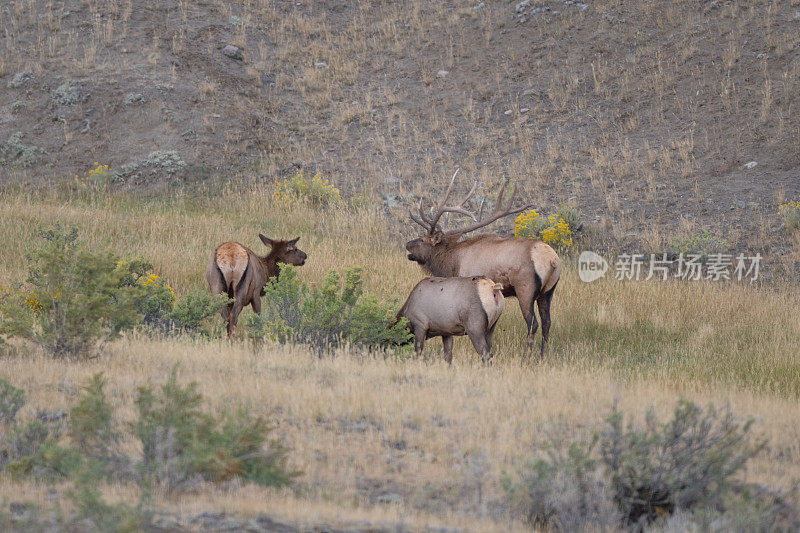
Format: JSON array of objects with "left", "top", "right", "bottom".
[
  {"left": 522, "top": 88, "right": 536, "bottom": 96},
  {"left": 222, "top": 45, "right": 243, "bottom": 60},
  {"left": 743, "top": 161, "right": 757, "bottom": 169},
  {"left": 520, "top": 107, "right": 529, "bottom": 113},
  {"left": 503, "top": 109, "right": 512, "bottom": 115},
  {"left": 473, "top": 2, "right": 485, "bottom": 10},
  {"left": 436, "top": 69, "right": 449, "bottom": 78},
  {"left": 7, "top": 71, "right": 32, "bottom": 89},
  {"left": 515, "top": 0, "right": 531, "bottom": 12},
  {"left": 577, "top": 3, "right": 589, "bottom": 10},
  {"left": 260, "top": 74, "right": 276, "bottom": 85},
  {"left": 315, "top": 61, "right": 328, "bottom": 69},
  {"left": 737, "top": 200, "right": 746, "bottom": 208}
]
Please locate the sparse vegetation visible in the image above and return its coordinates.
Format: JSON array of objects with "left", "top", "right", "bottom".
[
  {"left": 134, "top": 368, "right": 299, "bottom": 494},
  {"left": 2, "top": 369, "right": 298, "bottom": 528}
]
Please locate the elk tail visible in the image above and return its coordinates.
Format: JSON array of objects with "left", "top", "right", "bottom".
[{"left": 233, "top": 259, "right": 250, "bottom": 300}]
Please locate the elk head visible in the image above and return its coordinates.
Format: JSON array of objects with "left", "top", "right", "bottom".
[
  {"left": 406, "top": 169, "right": 533, "bottom": 261},
  {"left": 260, "top": 234, "right": 307, "bottom": 266}
]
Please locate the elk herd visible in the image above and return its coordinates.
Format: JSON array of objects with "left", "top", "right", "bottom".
[{"left": 207, "top": 170, "right": 562, "bottom": 364}]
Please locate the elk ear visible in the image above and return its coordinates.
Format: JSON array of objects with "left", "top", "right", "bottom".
[
  {"left": 259, "top": 234, "right": 274, "bottom": 248},
  {"left": 431, "top": 232, "right": 443, "bottom": 245},
  {"left": 288, "top": 237, "right": 300, "bottom": 245}
]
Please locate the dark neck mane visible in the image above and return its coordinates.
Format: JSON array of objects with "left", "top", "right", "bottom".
[{"left": 260, "top": 251, "right": 282, "bottom": 280}]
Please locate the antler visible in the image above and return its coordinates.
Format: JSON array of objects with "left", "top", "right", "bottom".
[
  {"left": 409, "top": 169, "right": 480, "bottom": 235},
  {"left": 441, "top": 176, "right": 533, "bottom": 236},
  {"left": 409, "top": 169, "right": 533, "bottom": 236}
]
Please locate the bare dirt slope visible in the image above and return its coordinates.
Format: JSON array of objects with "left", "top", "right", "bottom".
[{"left": 1, "top": 0, "right": 799, "bottom": 254}]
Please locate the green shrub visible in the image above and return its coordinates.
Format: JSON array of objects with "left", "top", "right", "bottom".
[
  {"left": 668, "top": 230, "right": 729, "bottom": 259},
  {"left": 601, "top": 400, "right": 761, "bottom": 526},
  {"left": 0, "top": 132, "right": 46, "bottom": 168},
  {"left": 70, "top": 373, "right": 118, "bottom": 459},
  {"left": 5, "top": 437, "right": 83, "bottom": 480},
  {"left": 502, "top": 438, "right": 620, "bottom": 531},
  {"left": 115, "top": 259, "right": 176, "bottom": 327},
  {"left": 69, "top": 464, "right": 146, "bottom": 532},
  {"left": 132, "top": 368, "right": 298, "bottom": 494},
  {"left": 2, "top": 407, "right": 79, "bottom": 481},
  {"left": 169, "top": 290, "right": 232, "bottom": 337},
  {"left": 51, "top": 82, "right": 78, "bottom": 106},
  {"left": 123, "top": 93, "right": 145, "bottom": 106},
  {"left": 246, "top": 265, "right": 411, "bottom": 352},
  {"left": 0, "top": 377, "right": 25, "bottom": 423},
  {"left": 504, "top": 401, "right": 771, "bottom": 530},
  {"left": 115, "top": 151, "right": 187, "bottom": 185},
  {"left": 0, "top": 226, "right": 148, "bottom": 358}
]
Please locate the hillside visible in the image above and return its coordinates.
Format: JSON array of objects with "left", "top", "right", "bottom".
[{"left": 2, "top": 0, "right": 800, "bottom": 264}]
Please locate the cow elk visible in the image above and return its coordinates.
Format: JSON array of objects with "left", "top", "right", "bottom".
[
  {"left": 206, "top": 234, "right": 307, "bottom": 337},
  {"left": 398, "top": 276, "right": 505, "bottom": 364},
  {"left": 405, "top": 170, "right": 562, "bottom": 358}
]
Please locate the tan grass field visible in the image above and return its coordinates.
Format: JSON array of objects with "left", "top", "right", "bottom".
[{"left": 1, "top": 189, "right": 799, "bottom": 529}]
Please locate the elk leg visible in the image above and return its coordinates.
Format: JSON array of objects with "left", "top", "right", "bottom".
[
  {"left": 515, "top": 285, "right": 538, "bottom": 355},
  {"left": 486, "top": 320, "right": 498, "bottom": 354},
  {"left": 536, "top": 283, "right": 557, "bottom": 359},
  {"left": 227, "top": 300, "right": 244, "bottom": 338},
  {"left": 413, "top": 326, "right": 426, "bottom": 356},
  {"left": 442, "top": 335, "right": 454, "bottom": 364},
  {"left": 251, "top": 295, "right": 262, "bottom": 314},
  {"left": 467, "top": 330, "right": 491, "bottom": 365}
]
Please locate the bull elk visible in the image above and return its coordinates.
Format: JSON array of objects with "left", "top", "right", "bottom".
[
  {"left": 405, "top": 170, "right": 562, "bottom": 358},
  {"left": 398, "top": 276, "right": 505, "bottom": 364},
  {"left": 206, "top": 234, "right": 307, "bottom": 337}
]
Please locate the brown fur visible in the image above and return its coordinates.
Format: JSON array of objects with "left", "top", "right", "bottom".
[
  {"left": 397, "top": 276, "right": 505, "bottom": 364},
  {"left": 406, "top": 233, "right": 561, "bottom": 358},
  {"left": 206, "top": 234, "right": 307, "bottom": 337}
]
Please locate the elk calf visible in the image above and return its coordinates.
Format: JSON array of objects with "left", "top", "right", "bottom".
[
  {"left": 206, "top": 234, "right": 306, "bottom": 337},
  {"left": 398, "top": 276, "right": 505, "bottom": 364}
]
